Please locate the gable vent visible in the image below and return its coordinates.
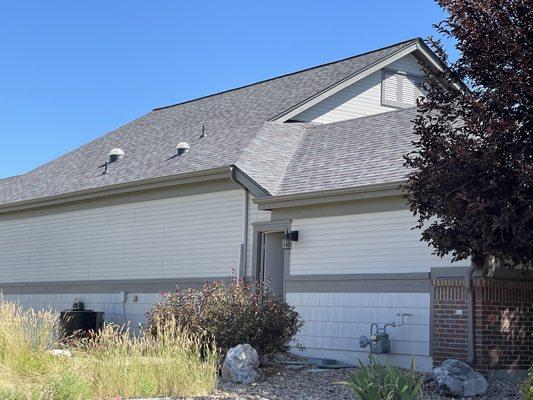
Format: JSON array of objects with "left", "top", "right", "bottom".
[
  {"left": 176, "top": 142, "right": 190, "bottom": 155},
  {"left": 381, "top": 70, "right": 425, "bottom": 108}
]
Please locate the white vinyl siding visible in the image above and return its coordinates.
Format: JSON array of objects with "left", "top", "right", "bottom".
[
  {"left": 287, "top": 292, "right": 433, "bottom": 371},
  {"left": 292, "top": 54, "right": 424, "bottom": 124},
  {"left": 289, "top": 209, "right": 469, "bottom": 275},
  {"left": 0, "top": 190, "right": 244, "bottom": 283},
  {"left": 2, "top": 292, "right": 160, "bottom": 329}
]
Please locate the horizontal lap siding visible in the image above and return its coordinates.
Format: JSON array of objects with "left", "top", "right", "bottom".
[
  {"left": 0, "top": 190, "right": 243, "bottom": 283},
  {"left": 2, "top": 292, "right": 159, "bottom": 328},
  {"left": 293, "top": 54, "right": 424, "bottom": 123},
  {"left": 289, "top": 209, "right": 468, "bottom": 275},
  {"left": 287, "top": 292, "right": 433, "bottom": 371}
]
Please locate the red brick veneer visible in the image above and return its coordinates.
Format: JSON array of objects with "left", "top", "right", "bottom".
[
  {"left": 472, "top": 278, "right": 533, "bottom": 370},
  {"left": 432, "top": 277, "right": 533, "bottom": 371},
  {"left": 432, "top": 279, "right": 470, "bottom": 365}
]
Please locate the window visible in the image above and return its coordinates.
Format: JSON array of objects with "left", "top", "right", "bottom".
[{"left": 381, "top": 69, "right": 425, "bottom": 108}]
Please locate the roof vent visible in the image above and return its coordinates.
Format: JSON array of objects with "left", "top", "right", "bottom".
[
  {"left": 176, "top": 142, "right": 190, "bottom": 156},
  {"left": 108, "top": 148, "right": 125, "bottom": 163}
]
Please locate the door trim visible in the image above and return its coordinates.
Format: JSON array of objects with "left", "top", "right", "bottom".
[{"left": 252, "top": 220, "right": 291, "bottom": 297}]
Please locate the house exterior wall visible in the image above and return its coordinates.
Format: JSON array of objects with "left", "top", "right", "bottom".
[
  {"left": 1, "top": 277, "right": 233, "bottom": 330},
  {"left": 1, "top": 292, "right": 159, "bottom": 329},
  {"left": 1, "top": 186, "right": 487, "bottom": 373},
  {"left": 432, "top": 276, "right": 533, "bottom": 372},
  {"left": 272, "top": 196, "right": 469, "bottom": 371},
  {"left": 288, "top": 208, "right": 468, "bottom": 276},
  {"left": 0, "top": 187, "right": 243, "bottom": 283},
  {"left": 292, "top": 54, "right": 424, "bottom": 124},
  {"left": 432, "top": 279, "right": 470, "bottom": 365},
  {"left": 287, "top": 292, "right": 433, "bottom": 371},
  {"left": 0, "top": 181, "right": 248, "bottom": 328},
  {"left": 473, "top": 279, "right": 533, "bottom": 372}
]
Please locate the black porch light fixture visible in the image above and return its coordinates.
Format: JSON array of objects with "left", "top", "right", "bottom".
[{"left": 281, "top": 230, "right": 299, "bottom": 250}]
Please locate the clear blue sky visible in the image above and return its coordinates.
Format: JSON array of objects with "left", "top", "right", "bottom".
[{"left": 0, "top": 1, "right": 455, "bottom": 179}]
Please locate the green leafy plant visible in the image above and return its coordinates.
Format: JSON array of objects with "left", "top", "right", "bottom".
[
  {"left": 146, "top": 278, "right": 304, "bottom": 358},
  {"left": 342, "top": 355, "right": 423, "bottom": 400},
  {"left": 522, "top": 365, "right": 533, "bottom": 400}
]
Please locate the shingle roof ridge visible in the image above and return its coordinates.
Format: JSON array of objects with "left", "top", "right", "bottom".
[{"left": 152, "top": 38, "right": 420, "bottom": 112}]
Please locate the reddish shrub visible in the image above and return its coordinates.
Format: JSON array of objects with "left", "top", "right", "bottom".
[{"left": 146, "top": 278, "right": 303, "bottom": 358}]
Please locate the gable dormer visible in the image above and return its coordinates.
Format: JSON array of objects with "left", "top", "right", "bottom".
[
  {"left": 266, "top": 38, "right": 446, "bottom": 125},
  {"left": 290, "top": 53, "right": 426, "bottom": 124}
]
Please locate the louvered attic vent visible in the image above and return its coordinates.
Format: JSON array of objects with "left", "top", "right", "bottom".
[{"left": 381, "top": 69, "right": 425, "bottom": 108}]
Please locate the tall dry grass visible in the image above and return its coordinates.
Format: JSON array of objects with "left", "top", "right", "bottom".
[
  {"left": 0, "top": 297, "right": 218, "bottom": 399},
  {"left": 76, "top": 322, "right": 218, "bottom": 398}
]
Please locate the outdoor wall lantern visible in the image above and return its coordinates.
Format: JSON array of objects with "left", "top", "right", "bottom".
[{"left": 282, "top": 230, "right": 299, "bottom": 250}]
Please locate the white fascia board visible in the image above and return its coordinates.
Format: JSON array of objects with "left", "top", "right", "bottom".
[
  {"left": 0, "top": 167, "right": 232, "bottom": 214},
  {"left": 413, "top": 42, "right": 445, "bottom": 72},
  {"left": 255, "top": 181, "right": 405, "bottom": 210}
]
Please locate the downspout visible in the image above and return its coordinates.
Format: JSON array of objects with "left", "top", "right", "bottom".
[
  {"left": 240, "top": 189, "right": 249, "bottom": 278},
  {"left": 229, "top": 166, "right": 249, "bottom": 279},
  {"left": 465, "top": 264, "right": 476, "bottom": 366}
]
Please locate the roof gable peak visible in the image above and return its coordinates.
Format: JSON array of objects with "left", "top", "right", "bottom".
[{"left": 270, "top": 38, "right": 444, "bottom": 123}]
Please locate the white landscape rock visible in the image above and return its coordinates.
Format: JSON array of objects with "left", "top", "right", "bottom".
[
  {"left": 433, "top": 359, "right": 488, "bottom": 398},
  {"left": 48, "top": 349, "right": 72, "bottom": 357},
  {"left": 221, "top": 344, "right": 259, "bottom": 384}
]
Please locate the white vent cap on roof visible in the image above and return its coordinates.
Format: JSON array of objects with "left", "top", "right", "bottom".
[
  {"left": 108, "top": 148, "right": 125, "bottom": 162},
  {"left": 176, "top": 142, "right": 190, "bottom": 155}
]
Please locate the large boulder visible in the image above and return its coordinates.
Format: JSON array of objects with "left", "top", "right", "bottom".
[
  {"left": 221, "top": 344, "right": 259, "bottom": 384},
  {"left": 433, "top": 359, "right": 488, "bottom": 398}
]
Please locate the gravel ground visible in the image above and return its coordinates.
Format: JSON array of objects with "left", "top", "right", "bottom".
[
  {"left": 213, "top": 361, "right": 356, "bottom": 400},
  {"left": 212, "top": 357, "right": 523, "bottom": 400},
  {"left": 160, "top": 356, "right": 525, "bottom": 400}
]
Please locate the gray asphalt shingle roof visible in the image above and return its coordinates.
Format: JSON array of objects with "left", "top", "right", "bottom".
[
  {"left": 275, "top": 108, "right": 417, "bottom": 195},
  {"left": 0, "top": 39, "right": 419, "bottom": 207}
]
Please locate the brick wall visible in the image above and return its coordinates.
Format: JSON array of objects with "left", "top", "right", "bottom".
[
  {"left": 432, "top": 279, "right": 470, "bottom": 365},
  {"left": 473, "top": 278, "right": 533, "bottom": 371},
  {"left": 432, "top": 277, "right": 533, "bottom": 371}
]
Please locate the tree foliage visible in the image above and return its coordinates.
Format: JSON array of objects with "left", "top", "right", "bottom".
[{"left": 404, "top": 0, "right": 533, "bottom": 270}]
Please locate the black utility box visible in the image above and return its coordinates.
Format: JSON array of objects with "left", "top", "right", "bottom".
[{"left": 59, "top": 310, "right": 104, "bottom": 338}]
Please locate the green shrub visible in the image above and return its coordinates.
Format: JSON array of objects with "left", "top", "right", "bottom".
[
  {"left": 522, "top": 366, "right": 533, "bottom": 400},
  {"left": 146, "top": 278, "right": 303, "bottom": 358},
  {"left": 342, "top": 355, "right": 423, "bottom": 400}
]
